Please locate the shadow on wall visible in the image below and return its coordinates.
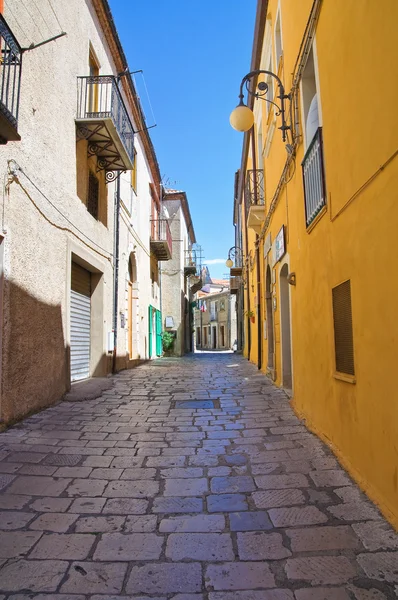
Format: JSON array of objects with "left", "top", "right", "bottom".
[{"left": 2, "top": 281, "right": 68, "bottom": 425}]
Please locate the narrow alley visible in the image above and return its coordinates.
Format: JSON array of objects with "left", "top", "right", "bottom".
[{"left": 0, "top": 354, "right": 397, "bottom": 599}]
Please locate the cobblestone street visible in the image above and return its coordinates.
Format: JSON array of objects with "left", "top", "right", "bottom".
[{"left": 0, "top": 353, "right": 397, "bottom": 599}]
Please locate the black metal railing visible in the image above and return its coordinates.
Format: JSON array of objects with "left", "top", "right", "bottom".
[
  {"left": 0, "top": 14, "right": 22, "bottom": 132},
  {"left": 245, "top": 169, "right": 265, "bottom": 208},
  {"left": 302, "top": 127, "right": 326, "bottom": 227},
  {"left": 77, "top": 75, "right": 134, "bottom": 163}
]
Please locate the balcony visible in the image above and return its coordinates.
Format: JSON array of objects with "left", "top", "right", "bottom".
[
  {"left": 184, "top": 249, "right": 197, "bottom": 276},
  {"left": 150, "top": 219, "right": 172, "bottom": 261},
  {"left": 230, "top": 277, "right": 241, "bottom": 295},
  {"left": 302, "top": 127, "right": 326, "bottom": 227},
  {"left": 76, "top": 76, "right": 134, "bottom": 172},
  {"left": 0, "top": 15, "right": 22, "bottom": 143},
  {"left": 245, "top": 169, "right": 265, "bottom": 233}
]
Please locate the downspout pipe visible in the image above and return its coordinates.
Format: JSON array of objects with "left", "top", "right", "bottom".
[
  {"left": 112, "top": 176, "right": 121, "bottom": 373},
  {"left": 250, "top": 127, "right": 262, "bottom": 370}
]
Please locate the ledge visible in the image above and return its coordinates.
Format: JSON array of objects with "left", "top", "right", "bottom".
[{"left": 333, "top": 371, "right": 356, "bottom": 384}]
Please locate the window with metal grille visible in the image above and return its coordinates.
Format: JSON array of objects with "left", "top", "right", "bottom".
[
  {"left": 332, "top": 280, "right": 355, "bottom": 376},
  {"left": 87, "top": 172, "right": 99, "bottom": 219}
]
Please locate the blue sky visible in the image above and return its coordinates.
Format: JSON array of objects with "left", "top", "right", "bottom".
[{"left": 109, "top": 1, "right": 257, "bottom": 279}]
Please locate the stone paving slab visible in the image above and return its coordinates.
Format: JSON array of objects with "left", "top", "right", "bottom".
[{"left": 0, "top": 353, "right": 396, "bottom": 597}]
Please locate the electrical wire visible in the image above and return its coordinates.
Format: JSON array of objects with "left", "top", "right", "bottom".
[
  {"left": 30, "top": 0, "right": 53, "bottom": 35},
  {"left": 4, "top": 1, "right": 29, "bottom": 41},
  {"left": 47, "top": 0, "right": 63, "bottom": 31},
  {"left": 19, "top": 0, "right": 45, "bottom": 38},
  {"left": 9, "top": 161, "right": 113, "bottom": 260}
]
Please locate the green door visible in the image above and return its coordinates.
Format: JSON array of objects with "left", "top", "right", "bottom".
[
  {"left": 156, "top": 309, "right": 162, "bottom": 356},
  {"left": 148, "top": 305, "right": 152, "bottom": 358}
]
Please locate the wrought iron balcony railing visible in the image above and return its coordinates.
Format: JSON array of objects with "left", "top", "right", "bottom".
[
  {"left": 0, "top": 15, "right": 22, "bottom": 143},
  {"left": 302, "top": 127, "right": 326, "bottom": 227},
  {"left": 76, "top": 75, "right": 134, "bottom": 172},
  {"left": 150, "top": 219, "right": 172, "bottom": 261},
  {"left": 245, "top": 169, "right": 265, "bottom": 208},
  {"left": 184, "top": 249, "right": 197, "bottom": 276}
]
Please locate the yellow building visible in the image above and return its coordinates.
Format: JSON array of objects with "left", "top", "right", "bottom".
[{"left": 232, "top": 0, "right": 398, "bottom": 528}]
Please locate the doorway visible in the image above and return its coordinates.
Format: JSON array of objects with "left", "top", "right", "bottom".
[
  {"left": 128, "top": 254, "right": 138, "bottom": 359},
  {"left": 280, "top": 263, "right": 292, "bottom": 390},
  {"left": 212, "top": 326, "right": 217, "bottom": 349},
  {"left": 266, "top": 266, "right": 274, "bottom": 371}
]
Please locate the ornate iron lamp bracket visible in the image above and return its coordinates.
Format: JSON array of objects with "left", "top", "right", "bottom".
[{"left": 238, "top": 69, "right": 291, "bottom": 141}]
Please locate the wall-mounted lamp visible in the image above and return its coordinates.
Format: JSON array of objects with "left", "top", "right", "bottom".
[
  {"left": 226, "top": 246, "right": 243, "bottom": 269},
  {"left": 230, "top": 70, "right": 291, "bottom": 142}
]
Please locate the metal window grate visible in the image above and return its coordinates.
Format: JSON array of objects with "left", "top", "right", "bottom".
[
  {"left": 302, "top": 127, "right": 326, "bottom": 227},
  {"left": 87, "top": 172, "right": 99, "bottom": 219},
  {"left": 332, "top": 280, "right": 355, "bottom": 376}
]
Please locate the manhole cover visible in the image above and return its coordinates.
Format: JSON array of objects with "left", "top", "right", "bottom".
[{"left": 174, "top": 400, "right": 218, "bottom": 409}]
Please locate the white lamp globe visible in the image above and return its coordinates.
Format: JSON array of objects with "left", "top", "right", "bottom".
[
  {"left": 226, "top": 258, "right": 234, "bottom": 268},
  {"left": 230, "top": 104, "right": 254, "bottom": 131}
]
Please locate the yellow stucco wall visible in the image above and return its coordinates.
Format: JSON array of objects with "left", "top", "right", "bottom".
[{"left": 240, "top": 0, "right": 398, "bottom": 528}]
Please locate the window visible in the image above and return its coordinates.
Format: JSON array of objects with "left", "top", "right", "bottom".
[
  {"left": 265, "top": 56, "right": 274, "bottom": 116},
  {"left": 332, "top": 280, "right": 355, "bottom": 376},
  {"left": 131, "top": 149, "right": 137, "bottom": 193},
  {"left": 88, "top": 47, "right": 100, "bottom": 114},
  {"left": 274, "top": 10, "right": 283, "bottom": 69},
  {"left": 87, "top": 172, "right": 99, "bottom": 219},
  {"left": 301, "top": 45, "right": 326, "bottom": 227},
  {"left": 220, "top": 299, "right": 225, "bottom": 311},
  {"left": 220, "top": 325, "right": 225, "bottom": 347},
  {"left": 196, "top": 327, "right": 201, "bottom": 345}
]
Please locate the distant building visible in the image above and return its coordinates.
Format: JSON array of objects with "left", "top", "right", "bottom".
[
  {"left": 194, "top": 280, "right": 236, "bottom": 351},
  {"left": 160, "top": 190, "right": 197, "bottom": 356}
]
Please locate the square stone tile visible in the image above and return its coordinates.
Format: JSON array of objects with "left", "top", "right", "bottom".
[
  {"left": 75, "top": 515, "right": 126, "bottom": 533},
  {"left": 287, "top": 525, "right": 360, "bottom": 552},
  {"left": 285, "top": 556, "right": 357, "bottom": 584},
  {"left": 164, "top": 478, "right": 208, "bottom": 496},
  {"left": 69, "top": 497, "right": 106, "bottom": 513},
  {"left": 29, "top": 513, "right": 78, "bottom": 532},
  {"left": 0, "top": 531, "right": 42, "bottom": 558},
  {"left": 205, "top": 562, "right": 275, "bottom": 590},
  {"left": 94, "top": 532, "right": 163, "bottom": 560},
  {"left": 29, "top": 533, "right": 95, "bottom": 559},
  {"left": 269, "top": 506, "right": 328, "bottom": 527},
  {"left": 102, "top": 498, "right": 148, "bottom": 514},
  {"left": 237, "top": 532, "right": 291, "bottom": 560},
  {"left": 252, "top": 489, "right": 305, "bottom": 509},
  {"left": 0, "top": 511, "right": 35, "bottom": 529},
  {"left": 254, "top": 474, "right": 309, "bottom": 489},
  {"left": 295, "top": 589, "right": 351, "bottom": 600},
  {"left": 61, "top": 561, "right": 127, "bottom": 594},
  {"left": 66, "top": 478, "right": 107, "bottom": 497},
  {"left": 166, "top": 533, "right": 234, "bottom": 560},
  {"left": 124, "top": 514, "right": 158, "bottom": 532},
  {"left": 126, "top": 563, "right": 202, "bottom": 594},
  {"left": 210, "top": 476, "right": 255, "bottom": 494},
  {"left": 160, "top": 514, "right": 225, "bottom": 533},
  {"left": 352, "top": 521, "right": 398, "bottom": 551},
  {"left": 6, "top": 476, "right": 71, "bottom": 496},
  {"left": 230, "top": 511, "right": 273, "bottom": 531},
  {"left": 104, "top": 479, "right": 159, "bottom": 498},
  {"left": 357, "top": 552, "right": 398, "bottom": 583},
  {"left": 153, "top": 497, "right": 203, "bottom": 513},
  {"left": 207, "top": 494, "right": 248, "bottom": 512},
  {"left": 29, "top": 497, "right": 73, "bottom": 512},
  {"left": 0, "top": 494, "right": 31, "bottom": 509},
  {"left": 0, "top": 559, "right": 68, "bottom": 592}
]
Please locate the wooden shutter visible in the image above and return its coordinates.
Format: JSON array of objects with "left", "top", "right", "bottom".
[
  {"left": 332, "top": 280, "right": 355, "bottom": 375},
  {"left": 87, "top": 172, "right": 99, "bottom": 219}
]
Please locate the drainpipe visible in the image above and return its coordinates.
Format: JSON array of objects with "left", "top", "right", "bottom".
[
  {"left": 250, "top": 127, "right": 262, "bottom": 370},
  {"left": 112, "top": 176, "right": 121, "bottom": 373}
]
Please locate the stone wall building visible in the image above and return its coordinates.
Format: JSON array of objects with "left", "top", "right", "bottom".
[
  {"left": 160, "top": 190, "right": 197, "bottom": 356},
  {"left": 0, "top": 0, "right": 172, "bottom": 424}
]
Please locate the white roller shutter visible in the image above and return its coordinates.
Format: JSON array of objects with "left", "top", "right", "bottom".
[{"left": 70, "top": 263, "right": 91, "bottom": 381}]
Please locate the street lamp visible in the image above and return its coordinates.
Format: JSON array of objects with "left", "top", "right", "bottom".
[
  {"left": 226, "top": 246, "right": 243, "bottom": 269},
  {"left": 230, "top": 70, "right": 291, "bottom": 142}
]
